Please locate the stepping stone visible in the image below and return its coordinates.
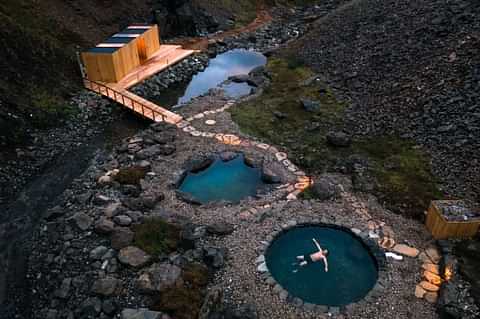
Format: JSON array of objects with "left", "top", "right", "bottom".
[
  {"left": 205, "top": 120, "right": 216, "bottom": 125},
  {"left": 420, "top": 281, "right": 440, "bottom": 292},
  {"left": 418, "top": 252, "right": 433, "bottom": 264},
  {"left": 204, "top": 133, "right": 216, "bottom": 138},
  {"left": 385, "top": 252, "right": 403, "bottom": 261},
  {"left": 378, "top": 237, "right": 396, "bottom": 249},
  {"left": 425, "top": 247, "right": 441, "bottom": 264},
  {"left": 176, "top": 121, "right": 190, "bottom": 128},
  {"left": 186, "top": 117, "right": 194, "bottom": 122},
  {"left": 193, "top": 113, "right": 205, "bottom": 119},
  {"left": 422, "top": 263, "right": 440, "bottom": 275},
  {"left": 424, "top": 292, "right": 438, "bottom": 303},
  {"left": 282, "top": 159, "right": 293, "bottom": 167},
  {"left": 392, "top": 244, "right": 420, "bottom": 258},
  {"left": 183, "top": 126, "right": 195, "bottom": 132},
  {"left": 190, "top": 131, "right": 202, "bottom": 137},
  {"left": 294, "top": 182, "right": 309, "bottom": 190},
  {"left": 257, "top": 143, "right": 270, "bottom": 150},
  {"left": 424, "top": 271, "right": 442, "bottom": 285},
  {"left": 275, "top": 152, "right": 288, "bottom": 162},
  {"left": 257, "top": 262, "right": 268, "bottom": 273},
  {"left": 415, "top": 285, "right": 427, "bottom": 298}
]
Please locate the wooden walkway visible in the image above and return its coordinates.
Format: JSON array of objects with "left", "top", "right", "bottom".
[{"left": 83, "top": 45, "right": 197, "bottom": 124}]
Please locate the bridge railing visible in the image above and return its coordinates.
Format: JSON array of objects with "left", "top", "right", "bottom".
[{"left": 83, "top": 78, "right": 166, "bottom": 122}]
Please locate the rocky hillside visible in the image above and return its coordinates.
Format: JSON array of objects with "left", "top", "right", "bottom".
[{"left": 292, "top": 0, "right": 480, "bottom": 201}]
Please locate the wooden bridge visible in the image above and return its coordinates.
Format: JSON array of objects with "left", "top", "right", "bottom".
[{"left": 81, "top": 25, "right": 197, "bottom": 124}]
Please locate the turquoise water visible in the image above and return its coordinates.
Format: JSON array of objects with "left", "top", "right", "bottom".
[
  {"left": 178, "top": 155, "right": 263, "bottom": 204},
  {"left": 265, "top": 226, "right": 378, "bottom": 306},
  {"left": 177, "top": 49, "right": 266, "bottom": 105}
]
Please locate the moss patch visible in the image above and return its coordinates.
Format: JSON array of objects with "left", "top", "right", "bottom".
[
  {"left": 230, "top": 57, "right": 441, "bottom": 218},
  {"left": 114, "top": 166, "right": 147, "bottom": 185},
  {"left": 151, "top": 262, "right": 210, "bottom": 319},
  {"left": 133, "top": 218, "right": 181, "bottom": 257}
]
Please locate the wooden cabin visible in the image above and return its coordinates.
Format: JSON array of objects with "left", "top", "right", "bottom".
[
  {"left": 81, "top": 24, "right": 161, "bottom": 83},
  {"left": 426, "top": 200, "right": 480, "bottom": 239}
]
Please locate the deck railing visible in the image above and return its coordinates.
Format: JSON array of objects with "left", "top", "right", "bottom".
[{"left": 83, "top": 78, "right": 166, "bottom": 122}]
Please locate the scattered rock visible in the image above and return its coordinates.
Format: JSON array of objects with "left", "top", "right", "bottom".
[
  {"left": 300, "top": 98, "right": 321, "bottom": 112},
  {"left": 136, "top": 263, "right": 182, "bottom": 294},
  {"left": 121, "top": 308, "right": 166, "bottom": 319},
  {"left": 206, "top": 222, "right": 234, "bottom": 236},
  {"left": 114, "top": 215, "right": 133, "bottom": 226},
  {"left": 54, "top": 278, "right": 71, "bottom": 299},
  {"left": 203, "top": 247, "right": 226, "bottom": 269},
  {"left": 118, "top": 246, "right": 151, "bottom": 268},
  {"left": 110, "top": 227, "right": 135, "bottom": 250},
  {"left": 70, "top": 212, "right": 92, "bottom": 231},
  {"left": 326, "top": 131, "right": 351, "bottom": 147},
  {"left": 91, "top": 276, "right": 120, "bottom": 296},
  {"left": 90, "top": 246, "right": 109, "bottom": 260},
  {"left": 94, "top": 218, "right": 115, "bottom": 235}
]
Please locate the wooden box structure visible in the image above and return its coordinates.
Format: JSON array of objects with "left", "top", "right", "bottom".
[
  {"left": 81, "top": 24, "right": 161, "bottom": 83},
  {"left": 426, "top": 200, "right": 480, "bottom": 239}
]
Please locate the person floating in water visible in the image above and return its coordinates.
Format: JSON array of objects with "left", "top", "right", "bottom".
[{"left": 295, "top": 238, "right": 329, "bottom": 272}]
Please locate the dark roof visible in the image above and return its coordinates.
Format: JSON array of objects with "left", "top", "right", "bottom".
[
  {"left": 87, "top": 47, "right": 119, "bottom": 53},
  {"left": 103, "top": 37, "right": 134, "bottom": 44}
]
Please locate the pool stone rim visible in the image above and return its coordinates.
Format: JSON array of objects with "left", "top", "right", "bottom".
[
  {"left": 174, "top": 151, "right": 295, "bottom": 206},
  {"left": 257, "top": 220, "right": 389, "bottom": 315}
]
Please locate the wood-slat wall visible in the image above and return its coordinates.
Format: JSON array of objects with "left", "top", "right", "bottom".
[{"left": 425, "top": 202, "right": 480, "bottom": 239}]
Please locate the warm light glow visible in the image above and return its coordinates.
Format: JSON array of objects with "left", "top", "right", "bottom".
[{"left": 444, "top": 266, "right": 453, "bottom": 281}]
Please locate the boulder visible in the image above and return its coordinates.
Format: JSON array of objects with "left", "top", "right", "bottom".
[
  {"left": 114, "top": 215, "right": 133, "bottom": 226},
  {"left": 219, "top": 151, "right": 238, "bottom": 162},
  {"left": 93, "top": 194, "right": 112, "bottom": 206},
  {"left": 118, "top": 246, "right": 151, "bottom": 268},
  {"left": 110, "top": 227, "right": 134, "bottom": 250},
  {"left": 392, "top": 244, "right": 420, "bottom": 257},
  {"left": 94, "top": 218, "right": 115, "bottom": 235},
  {"left": 311, "top": 177, "right": 337, "bottom": 200},
  {"left": 136, "top": 263, "right": 182, "bottom": 294},
  {"left": 326, "top": 131, "right": 351, "bottom": 147},
  {"left": 207, "top": 222, "right": 234, "bottom": 236},
  {"left": 203, "top": 247, "right": 226, "bottom": 269},
  {"left": 70, "top": 212, "right": 92, "bottom": 231},
  {"left": 104, "top": 202, "right": 123, "bottom": 217},
  {"left": 300, "top": 98, "right": 321, "bottom": 112},
  {"left": 261, "top": 168, "right": 281, "bottom": 184},
  {"left": 228, "top": 74, "right": 249, "bottom": 83},
  {"left": 54, "top": 278, "right": 72, "bottom": 299},
  {"left": 91, "top": 277, "right": 120, "bottom": 296},
  {"left": 90, "top": 246, "right": 109, "bottom": 260},
  {"left": 120, "top": 308, "right": 166, "bottom": 319}
]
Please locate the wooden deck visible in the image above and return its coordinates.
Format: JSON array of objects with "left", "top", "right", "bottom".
[
  {"left": 83, "top": 44, "right": 197, "bottom": 123},
  {"left": 113, "top": 45, "right": 197, "bottom": 90}
]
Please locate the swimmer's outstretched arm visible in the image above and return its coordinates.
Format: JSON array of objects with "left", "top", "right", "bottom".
[
  {"left": 312, "top": 238, "right": 322, "bottom": 252},
  {"left": 323, "top": 257, "right": 329, "bottom": 272}
]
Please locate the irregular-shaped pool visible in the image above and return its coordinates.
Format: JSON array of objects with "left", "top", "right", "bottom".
[
  {"left": 177, "top": 49, "right": 266, "bottom": 105},
  {"left": 265, "top": 225, "right": 378, "bottom": 306},
  {"left": 178, "top": 154, "right": 264, "bottom": 204}
]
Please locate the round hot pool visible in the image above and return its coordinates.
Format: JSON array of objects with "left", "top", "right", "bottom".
[
  {"left": 178, "top": 154, "right": 264, "bottom": 204},
  {"left": 265, "top": 225, "right": 378, "bottom": 306}
]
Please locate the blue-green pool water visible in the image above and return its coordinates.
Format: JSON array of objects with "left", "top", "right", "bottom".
[
  {"left": 265, "top": 226, "right": 378, "bottom": 306},
  {"left": 178, "top": 154, "right": 264, "bottom": 204}
]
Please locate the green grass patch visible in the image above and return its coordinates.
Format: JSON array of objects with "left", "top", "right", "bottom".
[
  {"left": 230, "top": 56, "right": 441, "bottom": 218},
  {"left": 133, "top": 218, "right": 181, "bottom": 257}
]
